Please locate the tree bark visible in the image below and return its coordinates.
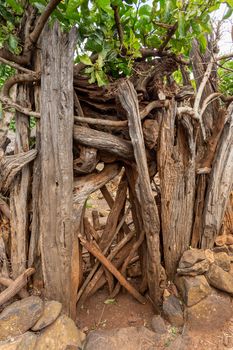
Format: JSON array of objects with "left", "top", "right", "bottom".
[
  {"left": 118, "top": 80, "right": 162, "bottom": 308},
  {"left": 157, "top": 100, "right": 196, "bottom": 279},
  {"left": 10, "top": 84, "right": 31, "bottom": 279},
  {"left": 39, "top": 23, "right": 76, "bottom": 316},
  {"left": 201, "top": 103, "right": 233, "bottom": 248}
]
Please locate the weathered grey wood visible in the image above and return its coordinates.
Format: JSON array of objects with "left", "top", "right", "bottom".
[
  {"left": 72, "top": 163, "right": 121, "bottom": 315},
  {"left": 73, "top": 125, "right": 134, "bottom": 160},
  {"left": 40, "top": 23, "right": 76, "bottom": 316},
  {"left": 28, "top": 47, "right": 42, "bottom": 283},
  {"left": 0, "top": 149, "right": 37, "bottom": 193},
  {"left": 118, "top": 80, "right": 162, "bottom": 308},
  {"left": 157, "top": 101, "right": 196, "bottom": 279},
  {"left": 201, "top": 103, "right": 233, "bottom": 248},
  {"left": 10, "top": 83, "right": 31, "bottom": 279}
]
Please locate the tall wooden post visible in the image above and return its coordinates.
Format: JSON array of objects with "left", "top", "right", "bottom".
[{"left": 39, "top": 23, "right": 76, "bottom": 316}]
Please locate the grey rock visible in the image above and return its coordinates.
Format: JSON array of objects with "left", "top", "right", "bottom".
[
  {"left": 0, "top": 332, "right": 37, "bottom": 350},
  {"left": 162, "top": 296, "right": 184, "bottom": 327},
  {"left": 35, "top": 315, "right": 86, "bottom": 350},
  {"left": 179, "top": 249, "right": 212, "bottom": 269},
  {"left": 214, "top": 252, "right": 231, "bottom": 272},
  {"left": 177, "top": 249, "right": 214, "bottom": 276},
  {"left": 31, "top": 300, "right": 62, "bottom": 331},
  {"left": 151, "top": 315, "right": 167, "bottom": 334},
  {"left": 175, "top": 275, "right": 211, "bottom": 307},
  {"left": 0, "top": 296, "right": 43, "bottom": 341},
  {"left": 206, "top": 264, "right": 233, "bottom": 294},
  {"left": 84, "top": 326, "right": 160, "bottom": 350},
  {"left": 186, "top": 289, "right": 233, "bottom": 331}
]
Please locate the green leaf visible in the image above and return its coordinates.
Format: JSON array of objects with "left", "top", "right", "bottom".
[
  {"left": 79, "top": 54, "right": 93, "bottom": 65},
  {"left": 104, "top": 298, "right": 116, "bottom": 304},
  {"left": 226, "top": 0, "right": 233, "bottom": 7},
  {"left": 88, "top": 71, "right": 96, "bottom": 84},
  {"left": 8, "top": 34, "right": 18, "bottom": 52},
  {"left": 95, "top": 70, "right": 108, "bottom": 86},
  {"left": 96, "top": 0, "right": 112, "bottom": 13},
  {"left": 138, "top": 4, "right": 151, "bottom": 16},
  {"left": 178, "top": 12, "right": 185, "bottom": 38},
  {"left": 198, "top": 33, "right": 207, "bottom": 53},
  {"left": 223, "top": 7, "right": 233, "bottom": 20},
  {"left": 164, "top": 0, "right": 172, "bottom": 21},
  {"left": 6, "top": 0, "right": 23, "bottom": 14}
]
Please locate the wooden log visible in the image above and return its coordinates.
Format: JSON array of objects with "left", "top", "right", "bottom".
[
  {"left": 88, "top": 240, "right": 135, "bottom": 297},
  {"left": 77, "top": 208, "right": 133, "bottom": 303},
  {"left": 100, "top": 185, "right": 131, "bottom": 234},
  {"left": 118, "top": 80, "right": 162, "bottom": 307},
  {"left": 78, "top": 234, "right": 146, "bottom": 304},
  {"left": 0, "top": 150, "right": 37, "bottom": 193},
  {"left": 126, "top": 165, "right": 148, "bottom": 293},
  {"left": 39, "top": 23, "right": 76, "bottom": 317},
  {"left": 111, "top": 230, "right": 145, "bottom": 298},
  {"left": 201, "top": 103, "right": 233, "bottom": 248},
  {"left": 10, "top": 83, "right": 31, "bottom": 279},
  {"left": 0, "top": 276, "right": 29, "bottom": 298},
  {"left": 74, "top": 146, "right": 98, "bottom": 174},
  {"left": 74, "top": 164, "right": 121, "bottom": 204},
  {"left": 191, "top": 109, "right": 226, "bottom": 247},
  {"left": 92, "top": 210, "right": 101, "bottom": 231},
  {"left": 73, "top": 92, "right": 99, "bottom": 174},
  {"left": 28, "top": 47, "right": 42, "bottom": 282},
  {"left": 99, "top": 174, "right": 127, "bottom": 251},
  {"left": 84, "top": 217, "right": 100, "bottom": 243},
  {"left": 157, "top": 101, "right": 196, "bottom": 279},
  {"left": 73, "top": 125, "right": 134, "bottom": 160},
  {"left": 0, "top": 268, "right": 35, "bottom": 306},
  {"left": 0, "top": 197, "right": 10, "bottom": 220}
]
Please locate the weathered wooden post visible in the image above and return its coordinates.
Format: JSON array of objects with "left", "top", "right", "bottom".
[{"left": 39, "top": 23, "right": 76, "bottom": 316}]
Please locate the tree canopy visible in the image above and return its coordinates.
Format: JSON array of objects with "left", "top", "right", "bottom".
[{"left": 0, "top": 0, "right": 232, "bottom": 86}]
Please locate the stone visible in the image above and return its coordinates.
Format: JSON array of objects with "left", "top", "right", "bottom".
[
  {"left": 151, "top": 315, "right": 167, "bottom": 334},
  {"left": 175, "top": 275, "right": 211, "bottom": 307},
  {"left": 35, "top": 315, "right": 86, "bottom": 350},
  {"left": 179, "top": 249, "right": 214, "bottom": 268},
  {"left": 177, "top": 260, "right": 210, "bottom": 276},
  {"left": 0, "top": 332, "right": 37, "bottom": 350},
  {"left": 215, "top": 235, "right": 233, "bottom": 246},
  {"left": 213, "top": 252, "right": 231, "bottom": 272},
  {"left": 206, "top": 264, "right": 233, "bottom": 294},
  {"left": 31, "top": 300, "right": 62, "bottom": 331},
  {"left": 0, "top": 296, "right": 43, "bottom": 341},
  {"left": 84, "top": 326, "right": 161, "bottom": 350},
  {"left": 177, "top": 249, "right": 214, "bottom": 276},
  {"left": 186, "top": 289, "right": 233, "bottom": 331},
  {"left": 162, "top": 295, "right": 184, "bottom": 327},
  {"left": 213, "top": 246, "right": 229, "bottom": 254}
]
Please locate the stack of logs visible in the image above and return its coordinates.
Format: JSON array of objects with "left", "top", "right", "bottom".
[{"left": 0, "top": 23, "right": 232, "bottom": 319}]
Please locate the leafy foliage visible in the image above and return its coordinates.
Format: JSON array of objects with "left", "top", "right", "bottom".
[
  {"left": 218, "top": 60, "right": 233, "bottom": 95},
  {"left": 0, "top": 0, "right": 232, "bottom": 86}
]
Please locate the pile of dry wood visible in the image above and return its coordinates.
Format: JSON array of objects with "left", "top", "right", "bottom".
[{"left": 0, "top": 21, "right": 232, "bottom": 320}]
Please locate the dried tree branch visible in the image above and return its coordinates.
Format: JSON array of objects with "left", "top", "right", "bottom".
[
  {"left": 0, "top": 268, "right": 35, "bottom": 306},
  {"left": 0, "top": 149, "right": 37, "bottom": 193},
  {"left": 0, "top": 196, "right": 10, "bottom": 220},
  {"left": 0, "top": 57, "right": 35, "bottom": 74},
  {"left": 78, "top": 234, "right": 146, "bottom": 304},
  {"left": 27, "top": 0, "right": 62, "bottom": 49},
  {"left": 111, "top": 4, "right": 124, "bottom": 48},
  {"left": 1, "top": 72, "right": 40, "bottom": 97},
  {"left": 0, "top": 96, "right": 40, "bottom": 118},
  {"left": 0, "top": 276, "right": 29, "bottom": 298},
  {"left": 158, "top": 22, "right": 178, "bottom": 52},
  {"left": 193, "top": 57, "right": 215, "bottom": 140}
]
